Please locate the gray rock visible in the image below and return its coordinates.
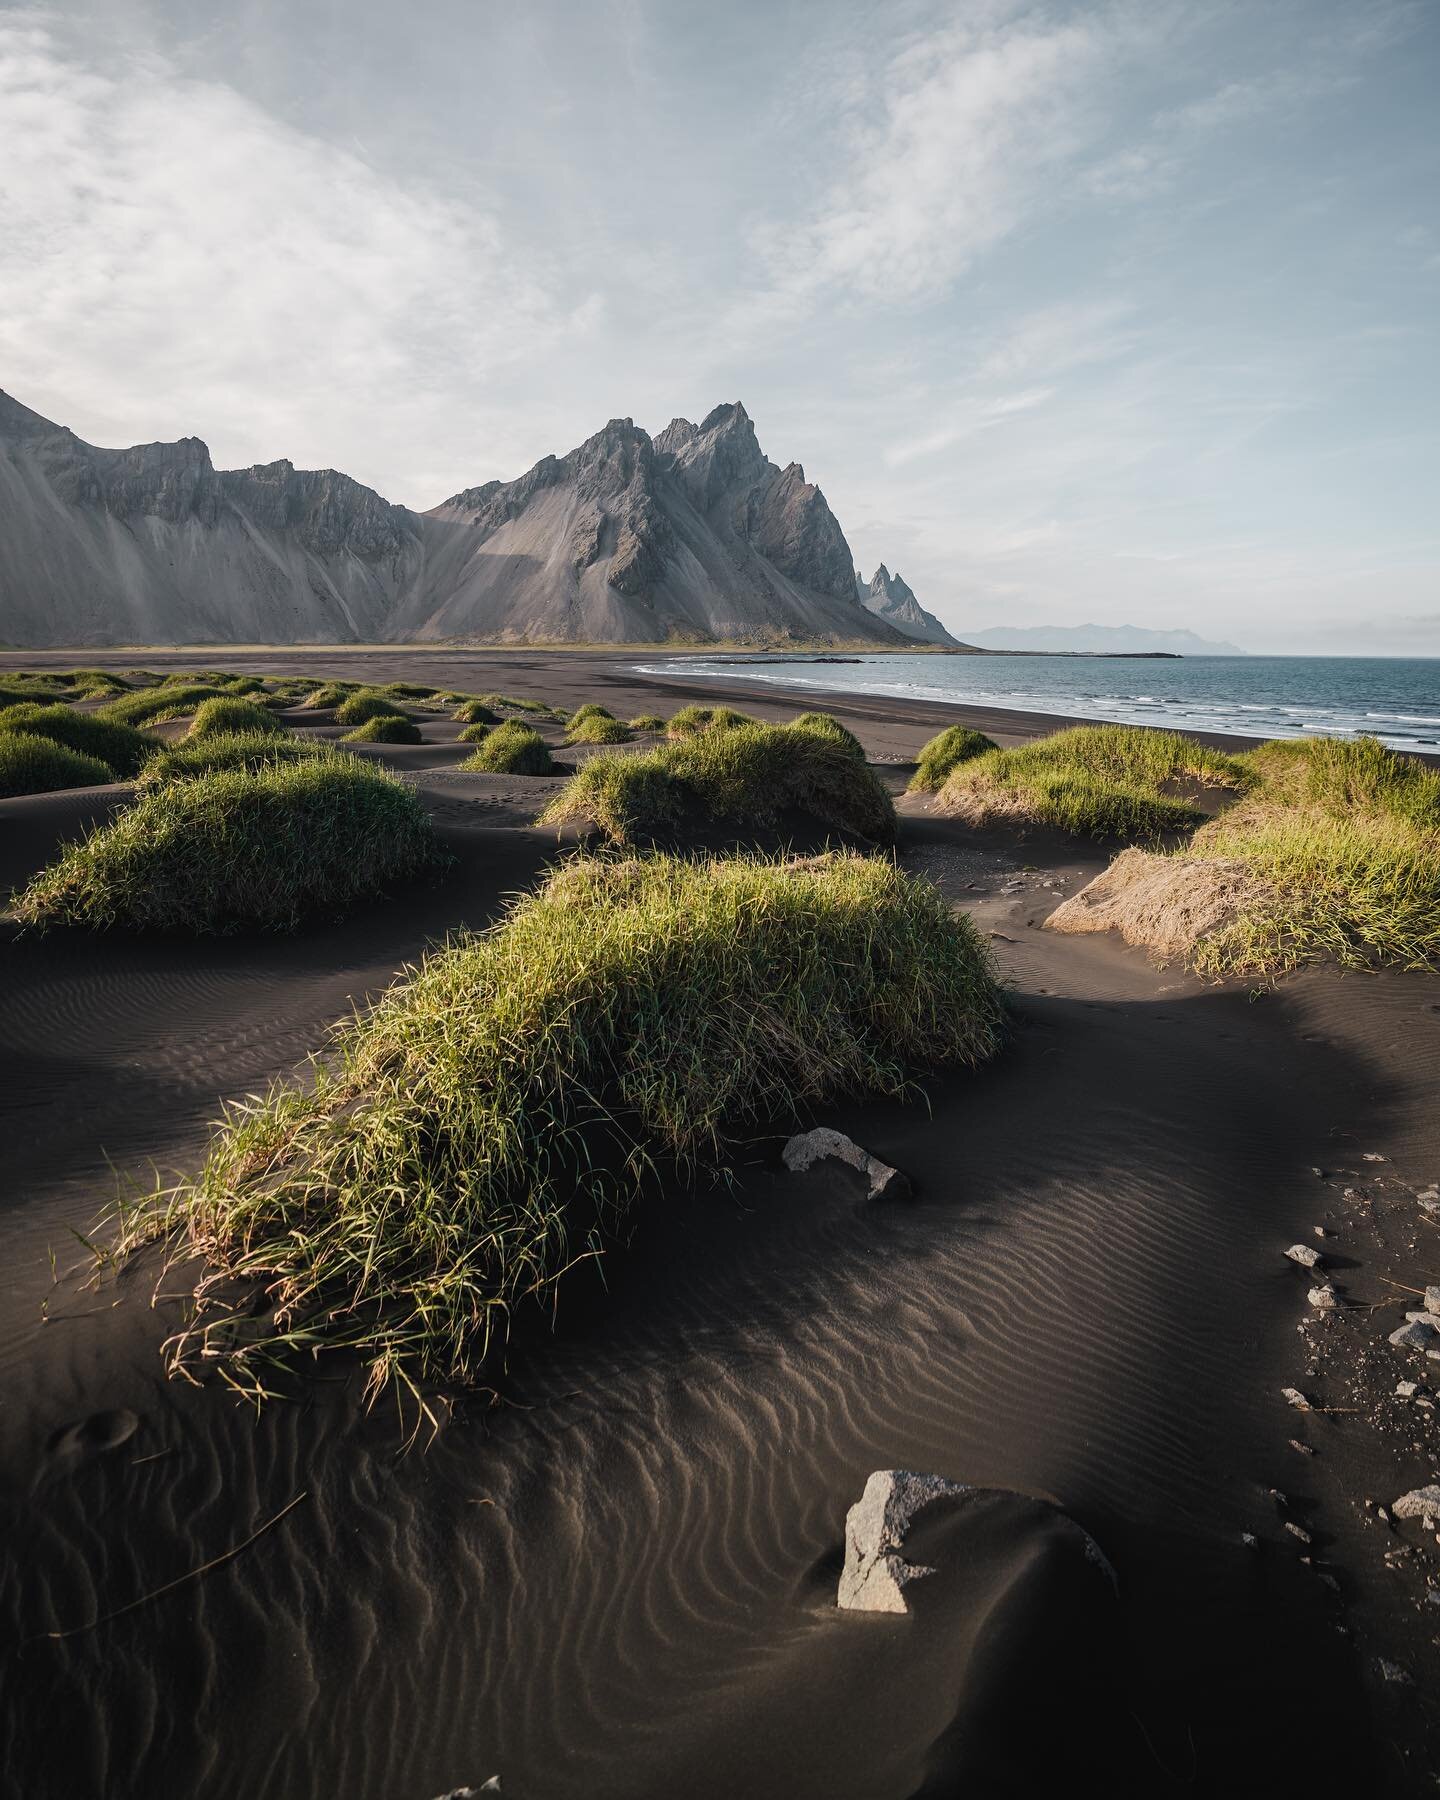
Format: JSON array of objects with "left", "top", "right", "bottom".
[
  {"left": 1396, "top": 1381, "right": 1419, "bottom": 1398},
  {"left": 1281, "top": 1387, "right": 1312, "bottom": 1410},
  {"left": 1308, "top": 1285, "right": 1337, "bottom": 1311},
  {"left": 1392, "top": 1485, "right": 1440, "bottom": 1521},
  {"left": 1426, "top": 1286, "right": 1440, "bottom": 1315},
  {"left": 837, "top": 1469, "right": 967, "bottom": 1613},
  {"left": 1390, "top": 1319, "right": 1440, "bottom": 1350},
  {"left": 1285, "top": 1244, "right": 1322, "bottom": 1269},
  {"left": 783, "top": 1128, "right": 911, "bottom": 1202}
]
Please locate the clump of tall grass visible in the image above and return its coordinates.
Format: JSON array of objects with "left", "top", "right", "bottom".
[
  {"left": 666, "top": 704, "right": 755, "bottom": 739},
  {"left": 790, "top": 712, "right": 865, "bottom": 760},
  {"left": 0, "top": 703, "right": 157, "bottom": 777},
  {"left": 110, "top": 851, "right": 1004, "bottom": 1396},
  {"left": 0, "top": 732, "right": 113, "bottom": 797},
  {"left": 454, "top": 699, "right": 501, "bottom": 725},
  {"left": 342, "top": 714, "right": 423, "bottom": 744},
  {"left": 57, "top": 668, "right": 132, "bottom": 698},
  {"left": 936, "top": 724, "right": 1253, "bottom": 838},
  {"left": 459, "top": 721, "right": 555, "bottom": 775},
  {"left": 301, "top": 681, "right": 360, "bottom": 709},
  {"left": 458, "top": 722, "right": 493, "bottom": 745},
  {"left": 98, "top": 683, "right": 227, "bottom": 729},
  {"left": 380, "top": 681, "right": 439, "bottom": 699},
  {"left": 476, "top": 691, "right": 559, "bottom": 718},
  {"left": 138, "top": 732, "right": 334, "bottom": 786},
  {"left": 541, "top": 721, "right": 896, "bottom": 845},
  {"left": 1048, "top": 736, "right": 1440, "bottom": 979},
  {"left": 187, "top": 696, "right": 286, "bottom": 740},
  {"left": 13, "top": 759, "right": 441, "bottom": 935},
  {"left": 627, "top": 714, "right": 666, "bottom": 733},
  {"left": 565, "top": 710, "right": 632, "bottom": 745},
  {"left": 335, "top": 688, "right": 410, "bottom": 728},
  {"left": 909, "top": 725, "right": 997, "bottom": 792}
]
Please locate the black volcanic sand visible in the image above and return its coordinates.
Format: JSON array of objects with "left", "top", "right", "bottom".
[{"left": 1, "top": 654, "right": 1439, "bottom": 1798}]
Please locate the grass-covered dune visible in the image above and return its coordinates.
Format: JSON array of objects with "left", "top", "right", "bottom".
[
  {"left": 187, "top": 696, "right": 286, "bottom": 740},
  {"left": 98, "top": 683, "right": 228, "bottom": 729},
  {"left": 113, "top": 851, "right": 1004, "bottom": 1394},
  {"left": 541, "top": 721, "right": 896, "bottom": 846},
  {"left": 138, "top": 731, "right": 334, "bottom": 785},
  {"left": 13, "top": 758, "right": 441, "bottom": 934},
  {"left": 627, "top": 714, "right": 666, "bottom": 733},
  {"left": 0, "top": 702, "right": 157, "bottom": 778},
  {"left": 0, "top": 732, "right": 113, "bottom": 797},
  {"left": 909, "top": 725, "right": 998, "bottom": 793},
  {"left": 335, "top": 688, "right": 411, "bottom": 728},
  {"left": 666, "top": 704, "right": 755, "bottom": 739},
  {"left": 935, "top": 724, "right": 1254, "bottom": 838},
  {"left": 342, "top": 714, "right": 424, "bottom": 745},
  {"left": 454, "top": 699, "right": 501, "bottom": 725},
  {"left": 1049, "top": 735, "right": 1440, "bottom": 978},
  {"left": 460, "top": 721, "right": 556, "bottom": 775},
  {"left": 565, "top": 706, "right": 632, "bottom": 745}
]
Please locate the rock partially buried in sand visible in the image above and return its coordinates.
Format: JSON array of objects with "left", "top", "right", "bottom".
[
  {"left": 1286, "top": 1244, "right": 1322, "bottom": 1269},
  {"left": 838, "top": 1469, "right": 968, "bottom": 1613},
  {"left": 782, "top": 1128, "right": 911, "bottom": 1202},
  {"left": 1308, "top": 1285, "right": 1337, "bottom": 1311},
  {"left": 431, "top": 1783, "right": 501, "bottom": 1798}
]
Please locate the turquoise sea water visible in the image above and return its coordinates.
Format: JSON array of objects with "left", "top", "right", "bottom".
[{"left": 633, "top": 653, "right": 1440, "bottom": 752}]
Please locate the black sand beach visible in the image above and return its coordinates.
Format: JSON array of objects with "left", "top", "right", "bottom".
[{"left": 3, "top": 650, "right": 1439, "bottom": 1798}]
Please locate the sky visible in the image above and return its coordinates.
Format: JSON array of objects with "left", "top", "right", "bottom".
[{"left": 0, "top": 0, "right": 1437, "bottom": 654}]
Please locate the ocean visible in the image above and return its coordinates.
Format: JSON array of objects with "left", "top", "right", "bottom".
[{"left": 632, "top": 653, "right": 1440, "bottom": 752}]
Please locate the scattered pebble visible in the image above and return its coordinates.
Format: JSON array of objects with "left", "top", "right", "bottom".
[
  {"left": 1285, "top": 1521, "right": 1312, "bottom": 1543},
  {"left": 1241, "top": 1531, "right": 1258, "bottom": 1548},
  {"left": 1396, "top": 1381, "right": 1419, "bottom": 1398},
  {"left": 1426, "top": 1286, "right": 1440, "bottom": 1315},
  {"left": 1362, "top": 1153, "right": 1387, "bottom": 1163},
  {"left": 1378, "top": 1660, "right": 1412, "bottom": 1684},
  {"left": 1286, "top": 1244, "right": 1322, "bottom": 1269},
  {"left": 1288, "top": 1439, "right": 1315, "bottom": 1456},
  {"left": 1309, "top": 1285, "right": 1338, "bottom": 1311}
]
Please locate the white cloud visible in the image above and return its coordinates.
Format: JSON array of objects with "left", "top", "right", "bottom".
[
  {"left": 750, "top": 10, "right": 1107, "bottom": 307},
  {"left": 0, "top": 15, "right": 598, "bottom": 501}
]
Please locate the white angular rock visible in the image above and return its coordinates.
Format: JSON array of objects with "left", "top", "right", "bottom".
[
  {"left": 1282, "top": 1387, "right": 1312, "bottom": 1410},
  {"left": 783, "top": 1128, "right": 911, "bottom": 1202},
  {"left": 837, "top": 1469, "right": 967, "bottom": 1612},
  {"left": 1285, "top": 1244, "right": 1322, "bottom": 1269},
  {"left": 1390, "top": 1319, "right": 1440, "bottom": 1350},
  {"left": 1396, "top": 1381, "right": 1419, "bottom": 1398},
  {"left": 1308, "top": 1285, "right": 1337, "bottom": 1311}
]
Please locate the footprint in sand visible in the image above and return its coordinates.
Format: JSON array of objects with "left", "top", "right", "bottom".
[{"left": 36, "top": 1408, "right": 140, "bottom": 1486}]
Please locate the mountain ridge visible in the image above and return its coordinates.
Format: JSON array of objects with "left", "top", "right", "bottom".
[{"left": 0, "top": 390, "right": 910, "bottom": 648}]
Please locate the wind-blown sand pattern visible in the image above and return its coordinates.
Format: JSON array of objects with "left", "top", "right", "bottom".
[{"left": 3, "top": 650, "right": 1438, "bottom": 1798}]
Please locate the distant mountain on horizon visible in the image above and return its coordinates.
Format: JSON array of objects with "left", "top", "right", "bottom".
[
  {"left": 964, "top": 622, "right": 1246, "bottom": 657},
  {"left": 0, "top": 389, "right": 916, "bottom": 648},
  {"left": 855, "top": 565, "right": 962, "bottom": 646}
]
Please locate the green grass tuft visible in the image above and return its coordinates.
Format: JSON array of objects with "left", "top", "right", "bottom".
[
  {"left": 666, "top": 704, "right": 755, "bottom": 739},
  {"left": 541, "top": 721, "right": 896, "bottom": 845},
  {"left": 936, "top": 724, "right": 1253, "bottom": 838},
  {"left": 790, "top": 712, "right": 866, "bottom": 760},
  {"left": 13, "top": 758, "right": 442, "bottom": 935},
  {"left": 138, "top": 732, "right": 335, "bottom": 786},
  {"left": 565, "top": 713, "right": 633, "bottom": 745},
  {"left": 459, "top": 721, "right": 556, "bottom": 775},
  {"left": 909, "top": 725, "right": 998, "bottom": 792},
  {"left": 0, "top": 702, "right": 157, "bottom": 777},
  {"left": 458, "top": 722, "right": 493, "bottom": 745},
  {"left": 98, "top": 683, "right": 227, "bottom": 728},
  {"left": 335, "top": 688, "right": 411, "bottom": 727},
  {"left": 187, "top": 696, "right": 287, "bottom": 740},
  {"left": 0, "top": 732, "right": 113, "bottom": 797},
  {"left": 454, "top": 699, "right": 501, "bottom": 725},
  {"left": 108, "top": 850, "right": 1003, "bottom": 1396},
  {"left": 626, "top": 714, "right": 666, "bottom": 733},
  {"left": 342, "top": 714, "right": 424, "bottom": 745},
  {"left": 301, "top": 681, "right": 360, "bottom": 709}
]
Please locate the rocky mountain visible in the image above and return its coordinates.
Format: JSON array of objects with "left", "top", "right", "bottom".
[
  {"left": 856, "top": 565, "right": 961, "bottom": 646},
  {"left": 964, "top": 622, "right": 1246, "bottom": 656},
  {"left": 0, "top": 389, "right": 906, "bottom": 648}
]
